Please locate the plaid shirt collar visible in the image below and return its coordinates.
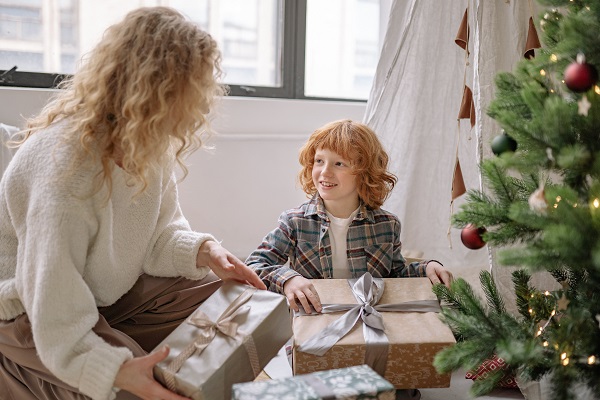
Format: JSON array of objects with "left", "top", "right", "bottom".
[{"left": 303, "top": 194, "right": 375, "bottom": 223}]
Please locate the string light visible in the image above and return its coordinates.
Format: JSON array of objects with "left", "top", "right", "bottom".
[
  {"left": 593, "top": 199, "right": 600, "bottom": 208},
  {"left": 544, "top": 291, "right": 550, "bottom": 296},
  {"left": 595, "top": 86, "right": 600, "bottom": 95},
  {"left": 556, "top": 196, "right": 562, "bottom": 202},
  {"left": 550, "top": 54, "right": 558, "bottom": 62},
  {"left": 540, "top": 69, "right": 547, "bottom": 76},
  {"left": 589, "top": 356, "right": 596, "bottom": 365},
  {"left": 543, "top": 341, "right": 549, "bottom": 347},
  {"left": 562, "top": 357, "right": 570, "bottom": 366}
]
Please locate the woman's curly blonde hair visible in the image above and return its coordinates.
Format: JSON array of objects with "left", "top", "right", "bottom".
[
  {"left": 298, "top": 119, "right": 397, "bottom": 209},
  {"left": 20, "top": 6, "right": 227, "bottom": 196}
]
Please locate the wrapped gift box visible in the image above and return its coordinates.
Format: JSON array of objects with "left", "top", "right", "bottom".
[
  {"left": 153, "top": 282, "right": 292, "bottom": 400},
  {"left": 231, "top": 364, "right": 395, "bottom": 400},
  {"left": 293, "top": 276, "right": 456, "bottom": 389}
]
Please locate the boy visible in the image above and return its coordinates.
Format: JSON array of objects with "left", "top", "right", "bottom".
[{"left": 246, "top": 120, "right": 452, "bottom": 314}]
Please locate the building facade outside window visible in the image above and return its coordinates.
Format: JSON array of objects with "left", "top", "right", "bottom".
[{"left": 0, "top": 0, "right": 389, "bottom": 101}]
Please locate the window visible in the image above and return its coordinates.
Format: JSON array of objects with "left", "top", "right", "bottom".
[{"left": 0, "top": 0, "right": 389, "bottom": 101}]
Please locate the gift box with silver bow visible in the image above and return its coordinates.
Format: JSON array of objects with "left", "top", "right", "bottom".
[
  {"left": 292, "top": 273, "right": 455, "bottom": 389},
  {"left": 231, "top": 364, "right": 395, "bottom": 400},
  {"left": 153, "top": 282, "right": 292, "bottom": 400}
]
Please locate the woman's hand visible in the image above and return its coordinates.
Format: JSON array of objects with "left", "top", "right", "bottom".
[
  {"left": 114, "top": 345, "right": 190, "bottom": 400},
  {"left": 425, "top": 261, "right": 453, "bottom": 287},
  {"left": 197, "top": 240, "right": 266, "bottom": 290},
  {"left": 283, "top": 275, "right": 322, "bottom": 314}
]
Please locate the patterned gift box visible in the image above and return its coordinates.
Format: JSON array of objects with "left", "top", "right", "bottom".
[
  {"left": 153, "top": 282, "right": 292, "bottom": 400},
  {"left": 293, "top": 275, "right": 456, "bottom": 389},
  {"left": 231, "top": 364, "right": 395, "bottom": 400},
  {"left": 465, "top": 354, "right": 517, "bottom": 388}
]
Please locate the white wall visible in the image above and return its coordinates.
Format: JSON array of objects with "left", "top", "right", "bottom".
[{"left": 0, "top": 87, "right": 365, "bottom": 259}]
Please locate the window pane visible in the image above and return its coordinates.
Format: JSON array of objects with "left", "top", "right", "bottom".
[
  {"left": 304, "top": 0, "right": 385, "bottom": 100},
  {"left": 0, "top": 0, "right": 282, "bottom": 87}
]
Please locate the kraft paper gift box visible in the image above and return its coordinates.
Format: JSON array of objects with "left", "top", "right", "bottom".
[
  {"left": 292, "top": 274, "right": 456, "bottom": 389},
  {"left": 231, "top": 364, "right": 395, "bottom": 400},
  {"left": 153, "top": 282, "right": 292, "bottom": 400}
]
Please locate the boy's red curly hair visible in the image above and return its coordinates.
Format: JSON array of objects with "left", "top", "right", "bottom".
[{"left": 298, "top": 119, "right": 397, "bottom": 209}]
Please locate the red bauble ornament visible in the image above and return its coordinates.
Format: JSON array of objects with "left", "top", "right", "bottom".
[
  {"left": 564, "top": 54, "right": 598, "bottom": 93},
  {"left": 460, "top": 224, "right": 487, "bottom": 250}
]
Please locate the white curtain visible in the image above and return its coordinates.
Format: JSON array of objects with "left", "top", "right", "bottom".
[{"left": 364, "top": 0, "right": 552, "bottom": 306}]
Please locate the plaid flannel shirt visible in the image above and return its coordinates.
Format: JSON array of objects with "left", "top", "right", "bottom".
[{"left": 245, "top": 195, "right": 429, "bottom": 294}]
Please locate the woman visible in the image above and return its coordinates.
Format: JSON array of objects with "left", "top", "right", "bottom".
[{"left": 0, "top": 7, "right": 264, "bottom": 400}]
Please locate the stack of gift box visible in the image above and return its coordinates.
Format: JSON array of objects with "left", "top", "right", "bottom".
[{"left": 153, "top": 273, "right": 456, "bottom": 399}]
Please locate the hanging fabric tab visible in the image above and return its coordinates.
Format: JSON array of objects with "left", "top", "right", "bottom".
[
  {"left": 524, "top": 16, "right": 541, "bottom": 59},
  {"left": 458, "top": 85, "right": 476, "bottom": 128},
  {"left": 452, "top": 158, "right": 467, "bottom": 200},
  {"left": 455, "top": 8, "right": 469, "bottom": 55}
]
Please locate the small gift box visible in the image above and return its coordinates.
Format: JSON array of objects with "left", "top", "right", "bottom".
[
  {"left": 153, "top": 282, "right": 292, "bottom": 400},
  {"left": 231, "top": 364, "right": 395, "bottom": 400},
  {"left": 293, "top": 273, "right": 456, "bottom": 389},
  {"left": 465, "top": 354, "right": 517, "bottom": 388}
]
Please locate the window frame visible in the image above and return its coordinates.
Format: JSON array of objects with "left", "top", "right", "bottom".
[{"left": 0, "top": 0, "right": 366, "bottom": 102}]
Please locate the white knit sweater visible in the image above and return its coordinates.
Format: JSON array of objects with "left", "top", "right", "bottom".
[{"left": 0, "top": 121, "right": 214, "bottom": 400}]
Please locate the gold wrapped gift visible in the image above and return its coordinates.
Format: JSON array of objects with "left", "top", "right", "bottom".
[
  {"left": 153, "top": 282, "right": 292, "bottom": 400},
  {"left": 292, "top": 276, "right": 456, "bottom": 389}
]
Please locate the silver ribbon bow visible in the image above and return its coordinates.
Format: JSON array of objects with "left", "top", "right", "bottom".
[
  {"left": 164, "top": 286, "right": 259, "bottom": 391},
  {"left": 297, "top": 272, "right": 441, "bottom": 377}
]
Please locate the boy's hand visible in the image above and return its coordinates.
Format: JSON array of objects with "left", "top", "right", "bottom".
[
  {"left": 425, "top": 261, "right": 453, "bottom": 288},
  {"left": 283, "top": 276, "right": 322, "bottom": 313}
]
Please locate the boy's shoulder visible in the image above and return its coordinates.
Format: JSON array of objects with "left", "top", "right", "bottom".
[
  {"left": 366, "top": 206, "right": 401, "bottom": 223},
  {"left": 280, "top": 198, "right": 319, "bottom": 220}
]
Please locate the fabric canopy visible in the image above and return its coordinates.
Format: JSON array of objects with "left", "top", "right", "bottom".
[{"left": 363, "top": 0, "right": 554, "bottom": 308}]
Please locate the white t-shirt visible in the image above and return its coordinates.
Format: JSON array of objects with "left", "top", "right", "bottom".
[{"left": 326, "top": 207, "right": 360, "bottom": 278}]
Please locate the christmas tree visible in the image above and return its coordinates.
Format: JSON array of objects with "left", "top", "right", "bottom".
[{"left": 432, "top": 0, "right": 600, "bottom": 399}]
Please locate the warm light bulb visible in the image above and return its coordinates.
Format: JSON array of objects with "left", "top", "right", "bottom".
[
  {"left": 551, "top": 310, "right": 556, "bottom": 316},
  {"left": 543, "top": 341, "right": 549, "bottom": 347},
  {"left": 595, "top": 86, "right": 600, "bottom": 95},
  {"left": 553, "top": 204, "right": 558, "bottom": 209},
  {"left": 589, "top": 356, "right": 596, "bottom": 365},
  {"left": 540, "top": 69, "right": 546, "bottom": 76},
  {"left": 556, "top": 196, "right": 562, "bottom": 202},
  {"left": 561, "top": 353, "right": 567, "bottom": 360},
  {"left": 562, "top": 358, "right": 569, "bottom": 366},
  {"left": 550, "top": 54, "right": 558, "bottom": 62},
  {"left": 529, "top": 308, "right": 533, "bottom": 314},
  {"left": 594, "top": 199, "right": 600, "bottom": 208},
  {"left": 544, "top": 291, "right": 550, "bottom": 296}
]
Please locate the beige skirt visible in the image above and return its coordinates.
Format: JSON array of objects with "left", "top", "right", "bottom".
[{"left": 0, "top": 273, "right": 222, "bottom": 400}]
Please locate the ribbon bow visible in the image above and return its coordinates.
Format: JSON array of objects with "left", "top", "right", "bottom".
[
  {"left": 298, "top": 273, "right": 389, "bottom": 374},
  {"left": 297, "top": 273, "right": 441, "bottom": 377},
  {"left": 163, "top": 287, "right": 258, "bottom": 391}
]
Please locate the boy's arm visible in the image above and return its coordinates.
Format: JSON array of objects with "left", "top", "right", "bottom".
[{"left": 245, "top": 212, "right": 301, "bottom": 293}]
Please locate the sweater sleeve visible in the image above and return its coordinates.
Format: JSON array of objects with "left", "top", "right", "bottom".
[
  {"left": 16, "top": 206, "right": 133, "bottom": 400},
  {"left": 142, "top": 170, "right": 213, "bottom": 279}
]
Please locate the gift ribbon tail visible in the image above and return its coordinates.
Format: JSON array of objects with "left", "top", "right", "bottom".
[{"left": 298, "top": 307, "right": 362, "bottom": 356}]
